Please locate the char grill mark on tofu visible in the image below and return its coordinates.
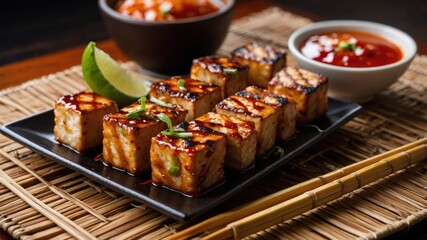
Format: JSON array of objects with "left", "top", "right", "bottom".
[
  {"left": 236, "top": 86, "right": 297, "bottom": 141},
  {"left": 231, "top": 42, "right": 287, "bottom": 88},
  {"left": 195, "top": 112, "right": 257, "bottom": 171},
  {"left": 215, "top": 95, "right": 278, "bottom": 156},
  {"left": 236, "top": 86, "right": 288, "bottom": 107},
  {"left": 195, "top": 113, "right": 256, "bottom": 140},
  {"left": 268, "top": 67, "right": 328, "bottom": 123},
  {"left": 102, "top": 101, "right": 187, "bottom": 174},
  {"left": 54, "top": 92, "right": 118, "bottom": 153},
  {"left": 190, "top": 56, "right": 248, "bottom": 98},
  {"left": 270, "top": 67, "right": 327, "bottom": 93},
  {"left": 150, "top": 77, "right": 222, "bottom": 121},
  {"left": 216, "top": 95, "right": 275, "bottom": 118},
  {"left": 151, "top": 121, "right": 226, "bottom": 196}
]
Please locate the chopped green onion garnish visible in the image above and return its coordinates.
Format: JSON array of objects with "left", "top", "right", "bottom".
[
  {"left": 168, "top": 157, "right": 180, "bottom": 175},
  {"left": 157, "top": 113, "right": 193, "bottom": 138},
  {"left": 156, "top": 113, "right": 173, "bottom": 131},
  {"left": 337, "top": 41, "right": 356, "bottom": 52},
  {"left": 150, "top": 96, "right": 175, "bottom": 108},
  {"left": 262, "top": 146, "right": 285, "bottom": 160},
  {"left": 126, "top": 96, "right": 147, "bottom": 119},
  {"left": 126, "top": 109, "right": 145, "bottom": 119},
  {"left": 272, "top": 146, "right": 285, "bottom": 158},
  {"left": 177, "top": 79, "right": 187, "bottom": 92},
  {"left": 139, "top": 96, "right": 146, "bottom": 111},
  {"left": 298, "top": 124, "right": 325, "bottom": 133},
  {"left": 161, "top": 130, "right": 193, "bottom": 138},
  {"left": 223, "top": 68, "right": 238, "bottom": 74}
]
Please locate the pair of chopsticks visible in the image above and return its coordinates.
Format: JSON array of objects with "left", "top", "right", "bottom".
[{"left": 169, "top": 137, "right": 427, "bottom": 240}]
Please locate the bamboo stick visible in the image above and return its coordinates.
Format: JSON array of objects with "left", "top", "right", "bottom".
[
  {"left": 169, "top": 137, "right": 427, "bottom": 240},
  {"left": 0, "top": 169, "right": 97, "bottom": 240},
  {"left": 203, "top": 143, "right": 427, "bottom": 239}
]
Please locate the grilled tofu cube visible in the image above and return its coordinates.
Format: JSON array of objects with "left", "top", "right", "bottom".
[
  {"left": 268, "top": 67, "right": 328, "bottom": 123},
  {"left": 215, "top": 95, "right": 278, "bottom": 156},
  {"left": 231, "top": 42, "right": 286, "bottom": 88},
  {"left": 150, "top": 77, "right": 222, "bottom": 121},
  {"left": 195, "top": 112, "right": 257, "bottom": 171},
  {"left": 236, "top": 86, "right": 296, "bottom": 141},
  {"left": 151, "top": 121, "right": 226, "bottom": 196},
  {"left": 102, "top": 101, "right": 187, "bottom": 174},
  {"left": 190, "top": 56, "right": 248, "bottom": 98},
  {"left": 54, "top": 92, "right": 118, "bottom": 152}
]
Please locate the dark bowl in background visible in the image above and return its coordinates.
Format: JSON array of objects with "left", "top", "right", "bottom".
[{"left": 99, "top": 0, "right": 235, "bottom": 76}]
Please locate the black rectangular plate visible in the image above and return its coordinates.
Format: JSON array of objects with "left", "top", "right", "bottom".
[{"left": 0, "top": 98, "right": 361, "bottom": 222}]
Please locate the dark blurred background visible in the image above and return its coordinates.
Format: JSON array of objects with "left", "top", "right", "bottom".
[{"left": 1, "top": 0, "right": 426, "bottom": 66}]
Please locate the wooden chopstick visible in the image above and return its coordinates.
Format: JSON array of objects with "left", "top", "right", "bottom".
[
  {"left": 202, "top": 142, "right": 427, "bottom": 239},
  {"left": 0, "top": 169, "right": 97, "bottom": 240},
  {"left": 169, "top": 137, "right": 427, "bottom": 240}
]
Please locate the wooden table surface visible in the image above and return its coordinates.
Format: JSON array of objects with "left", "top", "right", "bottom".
[{"left": 0, "top": 0, "right": 426, "bottom": 239}]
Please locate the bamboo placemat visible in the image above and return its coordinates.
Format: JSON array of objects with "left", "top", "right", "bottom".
[{"left": 1, "top": 7, "right": 426, "bottom": 239}]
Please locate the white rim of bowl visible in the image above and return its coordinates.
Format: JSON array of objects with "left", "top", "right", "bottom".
[
  {"left": 288, "top": 20, "right": 417, "bottom": 72},
  {"left": 99, "top": 0, "right": 235, "bottom": 25}
]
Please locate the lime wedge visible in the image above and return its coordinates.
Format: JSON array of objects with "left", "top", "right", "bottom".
[{"left": 81, "top": 42, "right": 150, "bottom": 106}]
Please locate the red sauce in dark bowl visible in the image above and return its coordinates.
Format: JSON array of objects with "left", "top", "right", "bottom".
[
  {"left": 116, "top": 0, "right": 222, "bottom": 21},
  {"left": 300, "top": 31, "right": 403, "bottom": 68}
]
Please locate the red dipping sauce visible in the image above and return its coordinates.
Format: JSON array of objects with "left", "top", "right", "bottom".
[
  {"left": 300, "top": 31, "right": 403, "bottom": 68},
  {"left": 116, "top": 0, "right": 222, "bottom": 21}
]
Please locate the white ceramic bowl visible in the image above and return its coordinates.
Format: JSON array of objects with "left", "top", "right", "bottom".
[{"left": 288, "top": 20, "right": 417, "bottom": 103}]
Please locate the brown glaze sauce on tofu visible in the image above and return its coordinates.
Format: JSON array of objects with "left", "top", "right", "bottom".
[
  {"left": 104, "top": 112, "right": 157, "bottom": 131},
  {"left": 125, "top": 101, "right": 185, "bottom": 118},
  {"left": 106, "top": 101, "right": 185, "bottom": 131},
  {"left": 216, "top": 95, "right": 274, "bottom": 118},
  {"left": 152, "top": 120, "right": 226, "bottom": 195},
  {"left": 56, "top": 92, "right": 116, "bottom": 113},
  {"left": 269, "top": 67, "right": 328, "bottom": 94},
  {"left": 54, "top": 92, "right": 118, "bottom": 153},
  {"left": 114, "top": 101, "right": 179, "bottom": 125},
  {"left": 151, "top": 77, "right": 219, "bottom": 102},
  {"left": 232, "top": 42, "right": 286, "bottom": 64},
  {"left": 102, "top": 101, "right": 187, "bottom": 175},
  {"left": 156, "top": 121, "right": 225, "bottom": 156},
  {"left": 193, "top": 56, "right": 247, "bottom": 73},
  {"left": 102, "top": 109, "right": 158, "bottom": 175}
]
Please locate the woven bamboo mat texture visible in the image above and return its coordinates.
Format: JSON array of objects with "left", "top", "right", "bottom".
[{"left": 0, "top": 7, "right": 426, "bottom": 239}]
